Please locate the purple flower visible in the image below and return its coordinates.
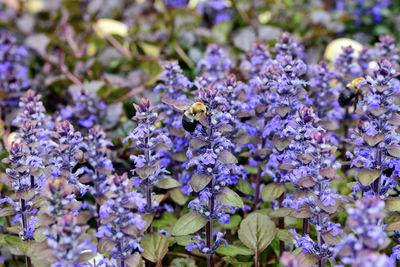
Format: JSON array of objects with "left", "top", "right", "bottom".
[
  {"left": 60, "top": 90, "right": 107, "bottom": 129},
  {"left": 163, "top": 0, "right": 189, "bottom": 8},
  {"left": 96, "top": 174, "right": 146, "bottom": 261},
  {"left": 0, "top": 33, "right": 30, "bottom": 107}
]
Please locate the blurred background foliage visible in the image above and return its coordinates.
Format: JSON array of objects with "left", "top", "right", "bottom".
[{"left": 0, "top": 0, "right": 399, "bottom": 139}]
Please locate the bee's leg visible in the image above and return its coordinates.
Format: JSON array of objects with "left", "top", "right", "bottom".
[{"left": 353, "top": 94, "right": 359, "bottom": 112}]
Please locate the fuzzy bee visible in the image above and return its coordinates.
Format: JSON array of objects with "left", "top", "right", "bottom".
[
  {"left": 338, "top": 77, "right": 370, "bottom": 111},
  {"left": 162, "top": 98, "right": 208, "bottom": 132}
]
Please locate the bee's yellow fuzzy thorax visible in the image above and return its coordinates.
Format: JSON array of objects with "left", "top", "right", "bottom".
[
  {"left": 190, "top": 102, "right": 207, "bottom": 115},
  {"left": 348, "top": 77, "right": 366, "bottom": 90}
]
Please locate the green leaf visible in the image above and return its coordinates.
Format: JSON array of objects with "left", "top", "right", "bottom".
[
  {"left": 125, "top": 252, "right": 142, "bottom": 267},
  {"left": 156, "top": 177, "right": 181, "bottom": 189},
  {"left": 223, "top": 214, "right": 242, "bottom": 230},
  {"left": 216, "top": 244, "right": 254, "bottom": 256},
  {"left": 268, "top": 208, "right": 293, "bottom": 218},
  {"left": 276, "top": 229, "right": 294, "bottom": 243},
  {"left": 358, "top": 168, "right": 381, "bottom": 186},
  {"left": 141, "top": 233, "right": 168, "bottom": 263},
  {"left": 218, "top": 150, "right": 238, "bottom": 164},
  {"left": 386, "top": 220, "right": 400, "bottom": 231},
  {"left": 189, "top": 173, "right": 212, "bottom": 192},
  {"left": 0, "top": 207, "right": 16, "bottom": 217},
  {"left": 217, "top": 187, "right": 244, "bottom": 208},
  {"left": 93, "top": 18, "right": 129, "bottom": 37},
  {"left": 140, "top": 60, "right": 163, "bottom": 85},
  {"left": 221, "top": 256, "right": 253, "bottom": 267},
  {"left": 174, "top": 235, "right": 193, "bottom": 247},
  {"left": 152, "top": 212, "right": 177, "bottom": 229},
  {"left": 172, "top": 212, "right": 207, "bottom": 236},
  {"left": 261, "top": 183, "right": 285, "bottom": 202},
  {"left": 33, "top": 228, "right": 47, "bottom": 242},
  {"left": 236, "top": 179, "right": 254, "bottom": 195},
  {"left": 212, "top": 21, "right": 233, "bottom": 43},
  {"left": 170, "top": 257, "right": 196, "bottom": 267},
  {"left": 388, "top": 144, "right": 400, "bottom": 158},
  {"left": 386, "top": 198, "right": 400, "bottom": 212},
  {"left": 170, "top": 188, "right": 188, "bottom": 205},
  {"left": 238, "top": 213, "right": 276, "bottom": 254}
]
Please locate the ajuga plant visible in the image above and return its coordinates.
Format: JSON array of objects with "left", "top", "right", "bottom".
[
  {"left": 83, "top": 125, "right": 113, "bottom": 201},
  {"left": 240, "top": 42, "right": 271, "bottom": 87},
  {"left": 95, "top": 173, "right": 146, "bottom": 267},
  {"left": 155, "top": 61, "right": 193, "bottom": 194},
  {"left": 123, "top": 98, "right": 174, "bottom": 223},
  {"left": 40, "top": 178, "right": 96, "bottom": 267},
  {"left": 50, "top": 121, "right": 86, "bottom": 194},
  {"left": 197, "top": 44, "right": 231, "bottom": 86},
  {"left": 60, "top": 89, "right": 107, "bottom": 129},
  {"left": 197, "top": 0, "right": 233, "bottom": 25},
  {"left": 175, "top": 86, "right": 244, "bottom": 266},
  {"left": 334, "top": 196, "right": 393, "bottom": 266},
  {"left": 375, "top": 34, "right": 400, "bottom": 69},
  {"left": 285, "top": 107, "right": 346, "bottom": 267},
  {"left": 308, "top": 61, "right": 342, "bottom": 134},
  {"left": 1, "top": 90, "right": 54, "bottom": 265},
  {"left": 0, "top": 33, "right": 29, "bottom": 107},
  {"left": 347, "top": 59, "right": 400, "bottom": 198}
]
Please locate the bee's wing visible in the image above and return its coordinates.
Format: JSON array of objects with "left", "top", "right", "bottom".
[
  {"left": 161, "top": 98, "right": 191, "bottom": 112},
  {"left": 197, "top": 113, "right": 209, "bottom": 128}
]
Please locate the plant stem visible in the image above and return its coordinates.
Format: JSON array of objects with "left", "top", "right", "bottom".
[
  {"left": 302, "top": 218, "right": 308, "bottom": 236},
  {"left": 341, "top": 107, "right": 349, "bottom": 172},
  {"left": 206, "top": 179, "right": 215, "bottom": 267},
  {"left": 254, "top": 138, "right": 266, "bottom": 210},
  {"left": 374, "top": 147, "right": 382, "bottom": 195},
  {"left": 254, "top": 249, "right": 259, "bottom": 267},
  {"left": 254, "top": 167, "right": 262, "bottom": 210},
  {"left": 26, "top": 256, "right": 32, "bottom": 267},
  {"left": 278, "top": 193, "right": 285, "bottom": 255},
  {"left": 206, "top": 195, "right": 215, "bottom": 267},
  {"left": 316, "top": 200, "right": 325, "bottom": 267},
  {"left": 20, "top": 199, "right": 32, "bottom": 267}
]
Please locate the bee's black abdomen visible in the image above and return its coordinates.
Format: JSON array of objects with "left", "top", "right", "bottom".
[
  {"left": 182, "top": 115, "right": 197, "bottom": 132},
  {"left": 338, "top": 88, "right": 355, "bottom": 107}
]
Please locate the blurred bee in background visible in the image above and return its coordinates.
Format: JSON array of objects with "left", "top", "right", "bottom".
[
  {"left": 162, "top": 99, "right": 208, "bottom": 132},
  {"left": 338, "top": 77, "right": 370, "bottom": 111}
]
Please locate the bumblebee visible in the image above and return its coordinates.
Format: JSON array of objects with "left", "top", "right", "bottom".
[
  {"left": 182, "top": 102, "right": 207, "bottom": 132},
  {"left": 338, "top": 77, "right": 369, "bottom": 110},
  {"left": 162, "top": 98, "right": 208, "bottom": 133}
]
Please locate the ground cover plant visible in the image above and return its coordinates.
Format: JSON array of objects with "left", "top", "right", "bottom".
[{"left": 1, "top": 0, "right": 400, "bottom": 266}]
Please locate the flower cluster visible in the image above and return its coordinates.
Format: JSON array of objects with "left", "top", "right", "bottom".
[
  {"left": 308, "top": 61, "right": 342, "bottom": 131},
  {"left": 197, "top": 0, "right": 233, "bottom": 24},
  {"left": 50, "top": 121, "right": 87, "bottom": 194},
  {"left": 163, "top": 0, "right": 189, "bottom": 9},
  {"left": 44, "top": 212, "right": 96, "bottom": 267},
  {"left": 155, "top": 61, "right": 192, "bottom": 193},
  {"left": 83, "top": 125, "right": 114, "bottom": 199},
  {"left": 95, "top": 173, "right": 146, "bottom": 265},
  {"left": 375, "top": 34, "right": 399, "bottom": 68},
  {"left": 334, "top": 45, "right": 361, "bottom": 85},
  {"left": 185, "top": 86, "right": 244, "bottom": 255},
  {"left": 240, "top": 42, "right": 271, "bottom": 87},
  {"left": 336, "top": 0, "right": 391, "bottom": 27},
  {"left": 0, "top": 33, "right": 29, "bottom": 107},
  {"left": 274, "top": 31, "right": 305, "bottom": 60},
  {"left": 124, "top": 98, "right": 171, "bottom": 213},
  {"left": 196, "top": 44, "right": 231, "bottom": 86},
  {"left": 285, "top": 108, "right": 345, "bottom": 265},
  {"left": 60, "top": 89, "right": 107, "bottom": 129},
  {"left": 348, "top": 59, "right": 400, "bottom": 198},
  {"left": 334, "top": 196, "right": 393, "bottom": 266},
  {"left": 2, "top": 90, "right": 54, "bottom": 240}
]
